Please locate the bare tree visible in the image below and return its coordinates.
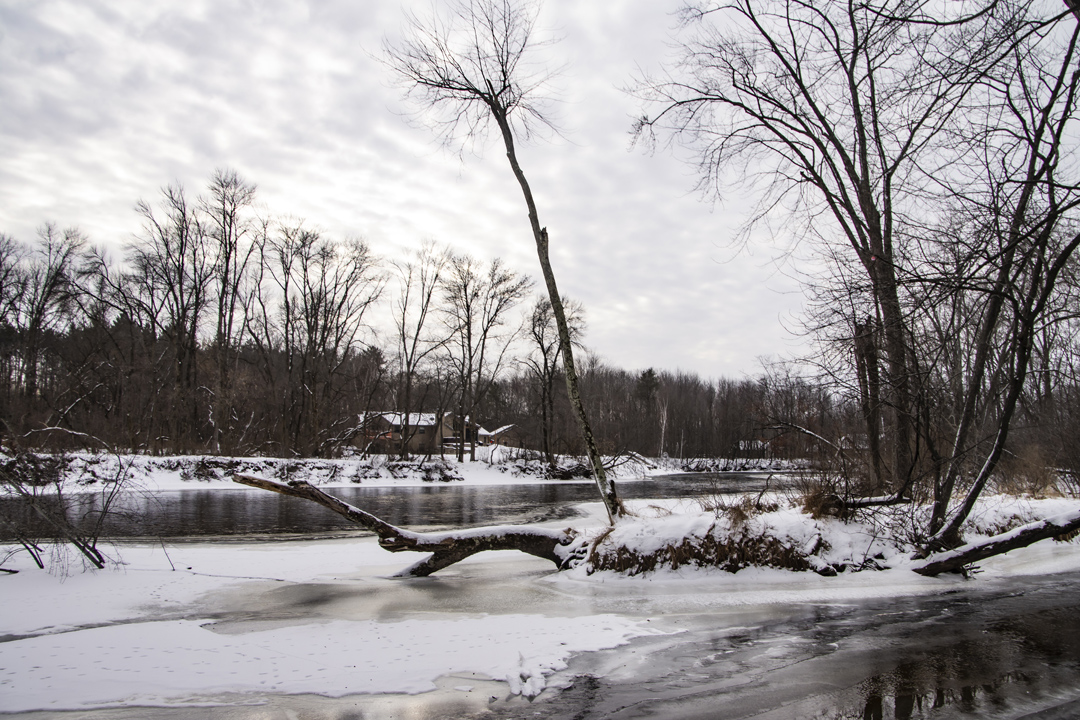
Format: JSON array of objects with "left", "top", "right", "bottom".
[
  {"left": 391, "top": 241, "right": 451, "bottom": 459},
  {"left": 383, "top": 0, "right": 624, "bottom": 521},
  {"left": 201, "top": 169, "right": 258, "bottom": 454},
  {"left": 15, "top": 225, "right": 84, "bottom": 405},
  {"left": 248, "top": 222, "right": 384, "bottom": 455},
  {"left": 925, "top": 8, "right": 1080, "bottom": 546},
  {"left": 524, "top": 295, "right": 584, "bottom": 467},
  {"left": 441, "top": 253, "right": 530, "bottom": 461},
  {"left": 0, "top": 234, "right": 23, "bottom": 328},
  {"left": 131, "top": 184, "right": 212, "bottom": 450},
  {"left": 638, "top": 0, "right": 1080, "bottom": 567},
  {"left": 0, "top": 234, "right": 27, "bottom": 425},
  {"left": 633, "top": 0, "right": 1023, "bottom": 498},
  {"left": 1, "top": 436, "right": 133, "bottom": 572}
]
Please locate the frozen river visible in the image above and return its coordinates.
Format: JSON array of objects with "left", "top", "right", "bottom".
[
  {"left": 8, "top": 544, "right": 1080, "bottom": 720},
  {"left": 5, "top": 473, "right": 1080, "bottom": 719},
  {"left": 505, "top": 571, "right": 1080, "bottom": 719}
]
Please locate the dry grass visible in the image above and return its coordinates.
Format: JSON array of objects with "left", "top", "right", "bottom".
[
  {"left": 794, "top": 470, "right": 846, "bottom": 519},
  {"left": 580, "top": 482, "right": 816, "bottom": 576},
  {"left": 698, "top": 494, "right": 780, "bottom": 526},
  {"left": 1055, "top": 527, "right": 1080, "bottom": 543}
]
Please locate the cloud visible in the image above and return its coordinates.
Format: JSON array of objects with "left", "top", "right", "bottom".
[{"left": 0, "top": 0, "right": 805, "bottom": 378}]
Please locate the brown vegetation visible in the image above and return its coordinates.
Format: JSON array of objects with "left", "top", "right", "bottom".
[{"left": 588, "top": 528, "right": 813, "bottom": 576}]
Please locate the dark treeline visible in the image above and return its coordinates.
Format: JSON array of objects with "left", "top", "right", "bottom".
[
  {"left": 0, "top": 169, "right": 836, "bottom": 462},
  {"left": 2, "top": 171, "right": 384, "bottom": 457},
  {"left": 5, "top": 167, "right": 1080, "bottom": 485},
  {"left": 500, "top": 362, "right": 849, "bottom": 464}
]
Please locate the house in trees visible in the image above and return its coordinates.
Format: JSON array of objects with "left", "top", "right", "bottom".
[
  {"left": 479, "top": 424, "right": 525, "bottom": 448},
  {"left": 360, "top": 412, "right": 456, "bottom": 454},
  {"left": 360, "top": 413, "right": 529, "bottom": 454}
]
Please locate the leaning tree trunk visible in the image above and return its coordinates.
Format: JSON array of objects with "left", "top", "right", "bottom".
[
  {"left": 490, "top": 108, "right": 623, "bottom": 523},
  {"left": 914, "top": 508, "right": 1080, "bottom": 576},
  {"left": 233, "top": 474, "right": 579, "bottom": 576}
]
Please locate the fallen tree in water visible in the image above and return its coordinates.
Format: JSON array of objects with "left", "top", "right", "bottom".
[{"left": 232, "top": 474, "right": 581, "bottom": 576}]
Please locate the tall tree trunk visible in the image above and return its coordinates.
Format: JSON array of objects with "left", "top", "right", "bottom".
[
  {"left": 491, "top": 109, "right": 622, "bottom": 522},
  {"left": 854, "top": 318, "right": 886, "bottom": 492},
  {"left": 866, "top": 245, "right": 916, "bottom": 496}
]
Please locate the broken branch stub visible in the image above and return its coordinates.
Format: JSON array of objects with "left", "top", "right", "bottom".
[{"left": 232, "top": 474, "right": 578, "bottom": 577}]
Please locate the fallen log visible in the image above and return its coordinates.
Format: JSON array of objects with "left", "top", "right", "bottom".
[
  {"left": 232, "top": 474, "right": 579, "bottom": 577},
  {"left": 913, "top": 507, "right": 1080, "bottom": 576},
  {"left": 845, "top": 494, "right": 912, "bottom": 509}
]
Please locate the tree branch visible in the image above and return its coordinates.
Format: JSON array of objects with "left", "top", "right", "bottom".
[{"left": 232, "top": 473, "right": 577, "bottom": 576}]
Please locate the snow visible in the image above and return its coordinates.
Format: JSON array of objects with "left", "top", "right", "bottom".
[
  {"left": 5, "top": 465, "right": 1080, "bottom": 713},
  {"left": 3, "top": 615, "right": 658, "bottom": 711},
  {"left": 0, "top": 539, "right": 668, "bottom": 712},
  {"left": 0, "top": 451, "right": 674, "bottom": 496},
  {"left": 537, "top": 497, "right": 1080, "bottom": 626},
  {"left": 365, "top": 411, "right": 444, "bottom": 427},
  {"left": 0, "top": 451, "right": 800, "bottom": 497}
]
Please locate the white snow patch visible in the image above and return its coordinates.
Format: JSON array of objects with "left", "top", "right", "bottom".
[
  {"left": 0, "top": 537, "right": 670, "bottom": 711},
  {"left": 0, "top": 614, "right": 661, "bottom": 711},
  {"left": 1, "top": 451, "right": 779, "bottom": 496}
]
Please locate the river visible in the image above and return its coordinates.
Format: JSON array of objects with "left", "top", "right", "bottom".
[
  {"left": 0, "top": 472, "right": 779, "bottom": 539},
  {"left": 5, "top": 472, "right": 1080, "bottom": 718},
  {"left": 488, "top": 570, "right": 1080, "bottom": 719},
  {"left": 16, "top": 551, "right": 1080, "bottom": 720}
]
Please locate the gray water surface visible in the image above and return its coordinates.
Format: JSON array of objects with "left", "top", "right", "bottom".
[
  {"left": 491, "top": 572, "right": 1080, "bottom": 719},
  {"left": 0, "top": 472, "right": 780, "bottom": 539}
]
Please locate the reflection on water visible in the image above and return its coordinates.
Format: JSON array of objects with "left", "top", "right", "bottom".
[
  {"left": 833, "top": 603, "right": 1080, "bottom": 720},
  {"left": 0, "top": 472, "right": 775, "bottom": 539},
  {"left": 856, "top": 673, "right": 1031, "bottom": 720},
  {"left": 851, "top": 668, "right": 1080, "bottom": 720},
  {"left": 494, "top": 577, "right": 1080, "bottom": 720}
]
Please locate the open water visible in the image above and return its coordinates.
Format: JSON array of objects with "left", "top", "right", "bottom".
[{"left": 0, "top": 472, "right": 780, "bottom": 539}]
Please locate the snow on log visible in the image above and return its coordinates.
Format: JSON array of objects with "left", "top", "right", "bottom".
[
  {"left": 845, "top": 494, "right": 910, "bottom": 509},
  {"left": 913, "top": 507, "right": 1080, "bottom": 576},
  {"left": 232, "top": 474, "right": 578, "bottom": 577}
]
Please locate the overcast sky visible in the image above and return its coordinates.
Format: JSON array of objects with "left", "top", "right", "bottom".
[{"left": 0, "top": 0, "right": 805, "bottom": 379}]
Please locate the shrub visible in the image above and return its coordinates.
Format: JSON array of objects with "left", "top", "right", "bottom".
[{"left": 588, "top": 524, "right": 813, "bottom": 575}]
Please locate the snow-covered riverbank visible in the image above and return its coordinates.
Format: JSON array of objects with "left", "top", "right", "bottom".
[
  {"left": 1, "top": 449, "right": 800, "bottom": 495},
  {"left": 4, "top": 495, "right": 1080, "bottom": 716}
]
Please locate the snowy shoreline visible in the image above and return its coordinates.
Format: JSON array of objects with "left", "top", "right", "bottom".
[
  {"left": 4, "top": 494, "right": 1080, "bottom": 714},
  {"left": 1, "top": 449, "right": 797, "bottom": 495},
  {"left": 5, "top": 452, "right": 1080, "bottom": 715}
]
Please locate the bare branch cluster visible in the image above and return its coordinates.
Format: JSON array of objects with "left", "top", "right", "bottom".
[
  {"left": 635, "top": 0, "right": 1080, "bottom": 560},
  {"left": 382, "top": 0, "right": 561, "bottom": 153}
]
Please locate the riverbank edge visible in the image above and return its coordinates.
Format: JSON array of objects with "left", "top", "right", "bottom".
[{"left": 1, "top": 450, "right": 804, "bottom": 495}]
